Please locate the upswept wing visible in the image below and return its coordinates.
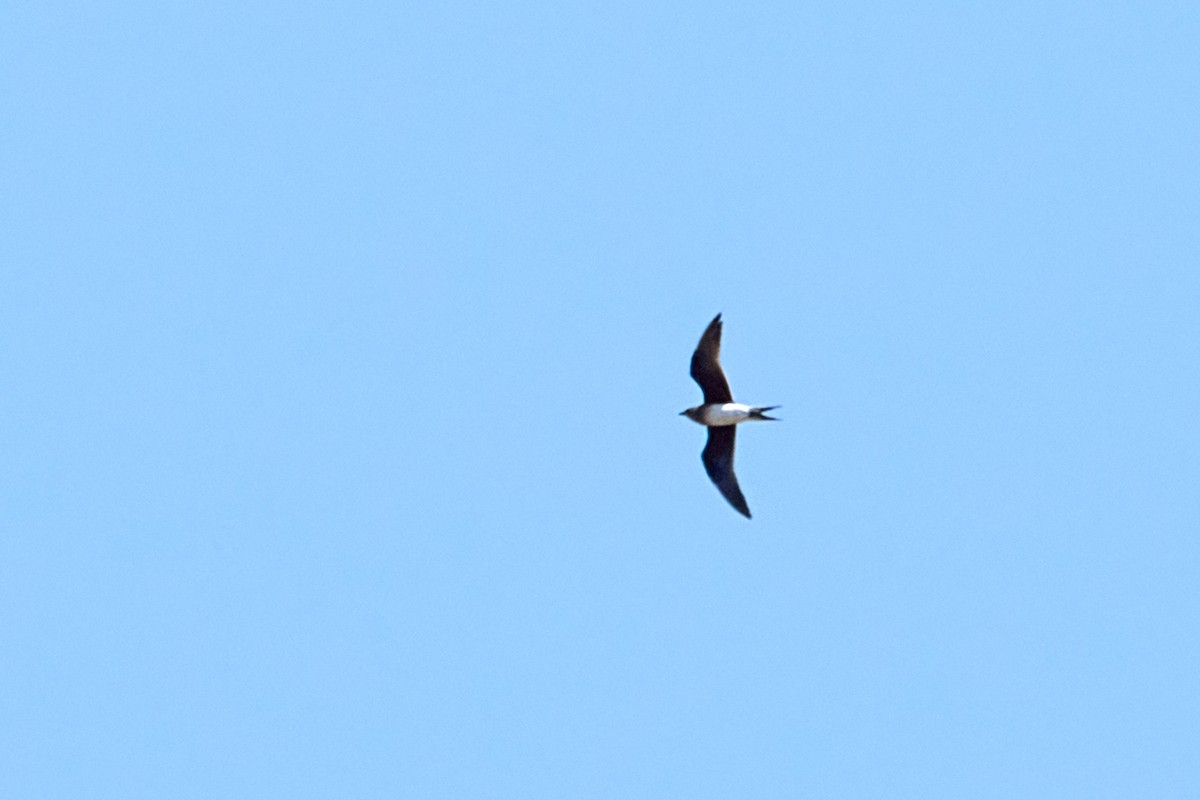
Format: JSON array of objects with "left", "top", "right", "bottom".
[{"left": 690, "top": 313, "right": 733, "bottom": 404}]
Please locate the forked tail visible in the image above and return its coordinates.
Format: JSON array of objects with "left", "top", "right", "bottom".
[{"left": 750, "top": 405, "right": 781, "bottom": 421}]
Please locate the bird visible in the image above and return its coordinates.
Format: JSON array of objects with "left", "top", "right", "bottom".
[{"left": 680, "top": 313, "right": 779, "bottom": 519}]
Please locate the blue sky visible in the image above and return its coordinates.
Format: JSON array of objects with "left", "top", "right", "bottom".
[{"left": 4, "top": 1, "right": 1199, "bottom": 797}]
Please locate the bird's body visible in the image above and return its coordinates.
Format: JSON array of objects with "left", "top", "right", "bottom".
[
  {"left": 682, "top": 402, "right": 774, "bottom": 427},
  {"left": 680, "top": 313, "right": 779, "bottom": 519}
]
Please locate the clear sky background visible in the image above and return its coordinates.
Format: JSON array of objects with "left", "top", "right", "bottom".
[{"left": 4, "top": 2, "right": 1199, "bottom": 798}]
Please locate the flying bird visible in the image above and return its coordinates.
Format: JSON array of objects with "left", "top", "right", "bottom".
[{"left": 680, "top": 313, "right": 779, "bottom": 519}]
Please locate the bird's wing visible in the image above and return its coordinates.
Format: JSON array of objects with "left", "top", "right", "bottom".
[
  {"left": 690, "top": 313, "right": 733, "bottom": 404},
  {"left": 702, "top": 425, "right": 751, "bottom": 518}
]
